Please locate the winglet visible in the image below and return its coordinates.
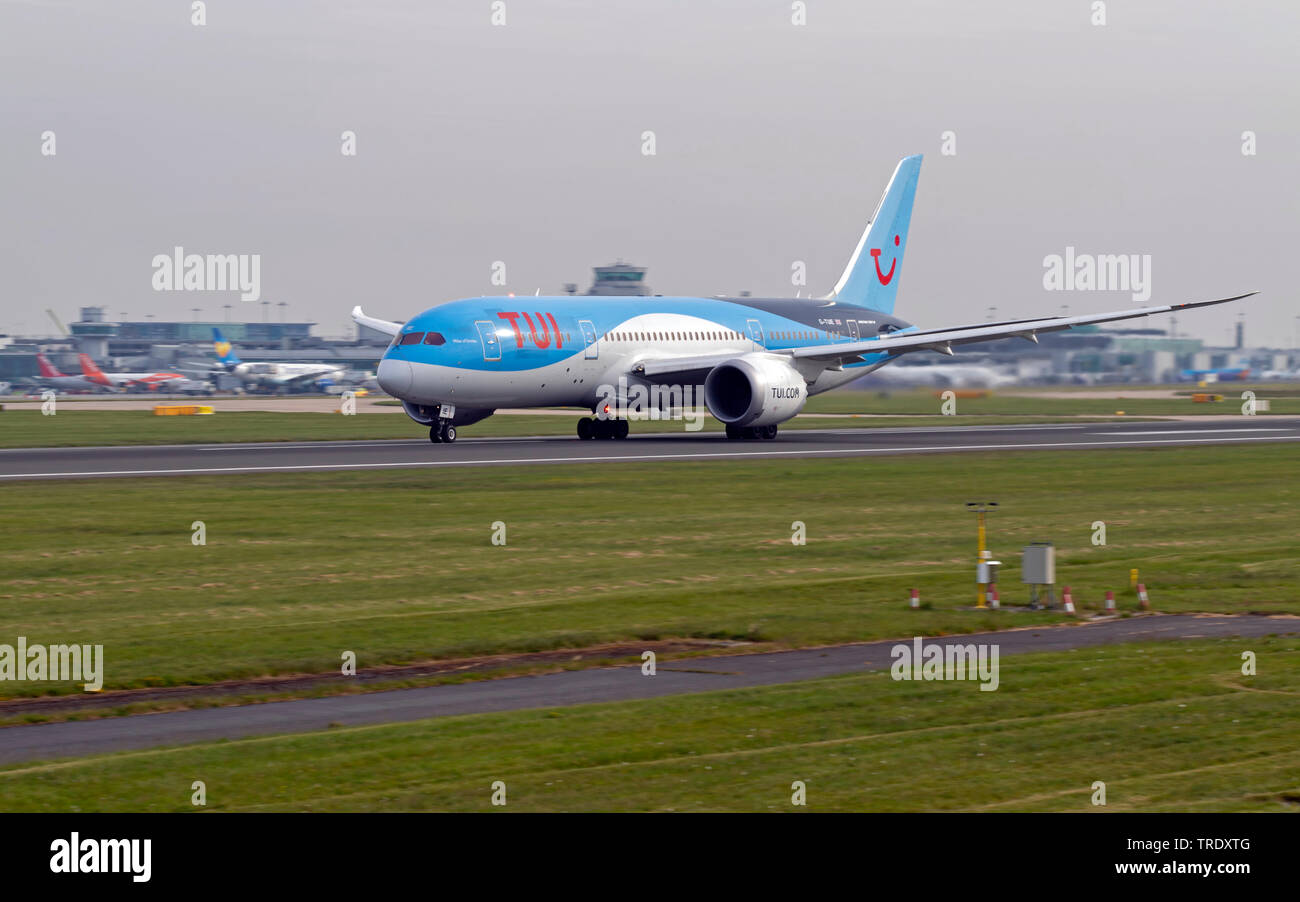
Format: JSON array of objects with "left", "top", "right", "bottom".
[{"left": 352, "top": 305, "right": 404, "bottom": 337}]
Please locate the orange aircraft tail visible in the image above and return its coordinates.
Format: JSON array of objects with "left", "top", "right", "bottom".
[{"left": 78, "top": 353, "right": 113, "bottom": 386}]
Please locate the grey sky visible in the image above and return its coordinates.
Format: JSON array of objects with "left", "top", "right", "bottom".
[{"left": 2, "top": 0, "right": 1296, "bottom": 344}]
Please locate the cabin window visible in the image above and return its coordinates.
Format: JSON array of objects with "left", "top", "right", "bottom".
[
  {"left": 399, "top": 332, "right": 424, "bottom": 345},
  {"left": 423, "top": 332, "right": 446, "bottom": 346}
]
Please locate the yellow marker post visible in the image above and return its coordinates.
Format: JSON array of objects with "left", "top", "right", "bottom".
[
  {"left": 1130, "top": 568, "right": 1139, "bottom": 590},
  {"left": 966, "top": 502, "right": 999, "bottom": 608}
]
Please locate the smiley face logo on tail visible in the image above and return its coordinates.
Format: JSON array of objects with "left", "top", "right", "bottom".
[{"left": 869, "top": 235, "right": 901, "bottom": 286}]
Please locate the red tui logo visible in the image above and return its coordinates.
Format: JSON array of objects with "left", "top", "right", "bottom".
[
  {"left": 870, "top": 235, "right": 901, "bottom": 286},
  {"left": 497, "top": 312, "right": 564, "bottom": 349}
]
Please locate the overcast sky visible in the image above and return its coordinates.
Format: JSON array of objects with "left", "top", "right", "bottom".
[{"left": 2, "top": 0, "right": 1296, "bottom": 345}]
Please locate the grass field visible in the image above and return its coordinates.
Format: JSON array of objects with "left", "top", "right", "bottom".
[
  {"left": 2, "top": 637, "right": 1296, "bottom": 811},
  {"left": 0, "top": 444, "right": 1295, "bottom": 698}
]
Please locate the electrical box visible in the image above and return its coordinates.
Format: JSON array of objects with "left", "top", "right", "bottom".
[{"left": 1022, "top": 542, "right": 1056, "bottom": 585}]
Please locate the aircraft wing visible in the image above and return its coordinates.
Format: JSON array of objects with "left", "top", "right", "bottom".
[
  {"left": 352, "top": 306, "right": 403, "bottom": 337},
  {"left": 274, "top": 368, "right": 343, "bottom": 388},
  {"left": 633, "top": 292, "right": 1256, "bottom": 379},
  {"left": 790, "top": 292, "right": 1256, "bottom": 362},
  {"left": 636, "top": 353, "right": 742, "bottom": 379}
]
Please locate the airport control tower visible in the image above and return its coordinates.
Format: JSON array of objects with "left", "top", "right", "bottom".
[{"left": 582, "top": 262, "right": 651, "bottom": 296}]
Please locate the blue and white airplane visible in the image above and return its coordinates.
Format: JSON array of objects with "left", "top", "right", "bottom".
[
  {"left": 355, "top": 155, "right": 1255, "bottom": 443},
  {"left": 212, "top": 328, "right": 344, "bottom": 391}
]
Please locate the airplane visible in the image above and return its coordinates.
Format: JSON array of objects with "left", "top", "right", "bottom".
[
  {"left": 78, "top": 354, "right": 186, "bottom": 391},
  {"left": 857, "top": 362, "right": 1018, "bottom": 389},
  {"left": 26, "top": 351, "right": 110, "bottom": 393},
  {"left": 1259, "top": 369, "right": 1300, "bottom": 381},
  {"left": 212, "top": 328, "right": 344, "bottom": 391},
  {"left": 353, "top": 154, "right": 1257, "bottom": 443},
  {"left": 1179, "top": 360, "right": 1252, "bottom": 382}
]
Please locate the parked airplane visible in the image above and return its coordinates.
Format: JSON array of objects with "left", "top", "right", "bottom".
[
  {"left": 1179, "top": 360, "right": 1252, "bottom": 382},
  {"left": 78, "top": 354, "right": 186, "bottom": 391},
  {"left": 212, "top": 329, "right": 344, "bottom": 391},
  {"left": 857, "top": 362, "right": 1017, "bottom": 389},
  {"left": 1259, "top": 369, "right": 1300, "bottom": 381},
  {"left": 355, "top": 155, "right": 1256, "bottom": 443},
  {"left": 28, "top": 351, "right": 109, "bottom": 393}
]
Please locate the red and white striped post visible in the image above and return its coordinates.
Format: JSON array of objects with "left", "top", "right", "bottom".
[
  {"left": 910, "top": 588, "right": 920, "bottom": 609},
  {"left": 1137, "top": 583, "right": 1150, "bottom": 610},
  {"left": 1062, "top": 586, "right": 1076, "bottom": 614},
  {"left": 989, "top": 584, "right": 1000, "bottom": 609},
  {"left": 1104, "top": 590, "right": 1117, "bottom": 612}
]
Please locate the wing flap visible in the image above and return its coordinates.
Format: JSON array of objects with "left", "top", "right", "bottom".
[{"left": 637, "top": 353, "right": 744, "bottom": 378}]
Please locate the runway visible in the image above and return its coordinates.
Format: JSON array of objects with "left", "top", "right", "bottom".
[
  {"left": 2, "top": 417, "right": 1298, "bottom": 480},
  {"left": 0, "top": 614, "right": 1292, "bottom": 766}
]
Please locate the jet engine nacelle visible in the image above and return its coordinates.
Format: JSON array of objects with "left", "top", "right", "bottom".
[{"left": 703, "top": 354, "right": 807, "bottom": 427}]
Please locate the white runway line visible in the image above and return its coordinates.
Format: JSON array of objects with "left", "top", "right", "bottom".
[
  {"left": 1090, "top": 427, "right": 1294, "bottom": 435},
  {"left": 3, "top": 433, "right": 1299, "bottom": 479}
]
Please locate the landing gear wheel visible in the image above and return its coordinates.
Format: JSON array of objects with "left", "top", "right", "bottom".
[
  {"left": 725, "top": 425, "right": 743, "bottom": 440},
  {"left": 615, "top": 420, "right": 629, "bottom": 439},
  {"left": 429, "top": 425, "right": 443, "bottom": 443},
  {"left": 577, "top": 417, "right": 594, "bottom": 440},
  {"left": 762, "top": 424, "right": 778, "bottom": 440},
  {"left": 441, "top": 424, "right": 457, "bottom": 443}
]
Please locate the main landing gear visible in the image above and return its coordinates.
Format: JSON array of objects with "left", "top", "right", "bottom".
[
  {"left": 726, "top": 424, "right": 778, "bottom": 440},
  {"left": 429, "top": 420, "right": 457, "bottom": 443},
  {"left": 577, "top": 417, "right": 628, "bottom": 440}
]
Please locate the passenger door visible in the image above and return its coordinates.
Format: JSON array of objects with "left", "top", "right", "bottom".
[
  {"left": 579, "top": 320, "right": 598, "bottom": 359},
  {"left": 475, "top": 321, "right": 501, "bottom": 361}
]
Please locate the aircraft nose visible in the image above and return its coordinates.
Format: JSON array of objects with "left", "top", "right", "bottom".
[{"left": 376, "top": 358, "right": 413, "bottom": 397}]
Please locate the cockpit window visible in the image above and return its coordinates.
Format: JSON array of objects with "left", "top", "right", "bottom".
[
  {"left": 399, "top": 332, "right": 424, "bottom": 345},
  {"left": 423, "top": 332, "right": 446, "bottom": 346}
]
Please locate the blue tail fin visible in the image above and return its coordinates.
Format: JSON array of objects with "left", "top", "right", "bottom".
[
  {"left": 212, "top": 328, "right": 241, "bottom": 367},
  {"left": 827, "top": 154, "right": 922, "bottom": 315}
]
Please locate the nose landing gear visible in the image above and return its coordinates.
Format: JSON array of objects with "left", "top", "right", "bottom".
[
  {"left": 429, "top": 420, "right": 457, "bottom": 443},
  {"left": 577, "top": 416, "right": 628, "bottom": 440}
]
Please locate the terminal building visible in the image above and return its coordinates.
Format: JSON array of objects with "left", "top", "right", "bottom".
[
  {"left": 565, "top": 262, "right": 652, "bottom": 297},
  {"left": 0, "top": 306, "right": 381, "bottom": 383},
  {"left": 2, "top": 279, "right": 1296, "bottom": 387}
]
